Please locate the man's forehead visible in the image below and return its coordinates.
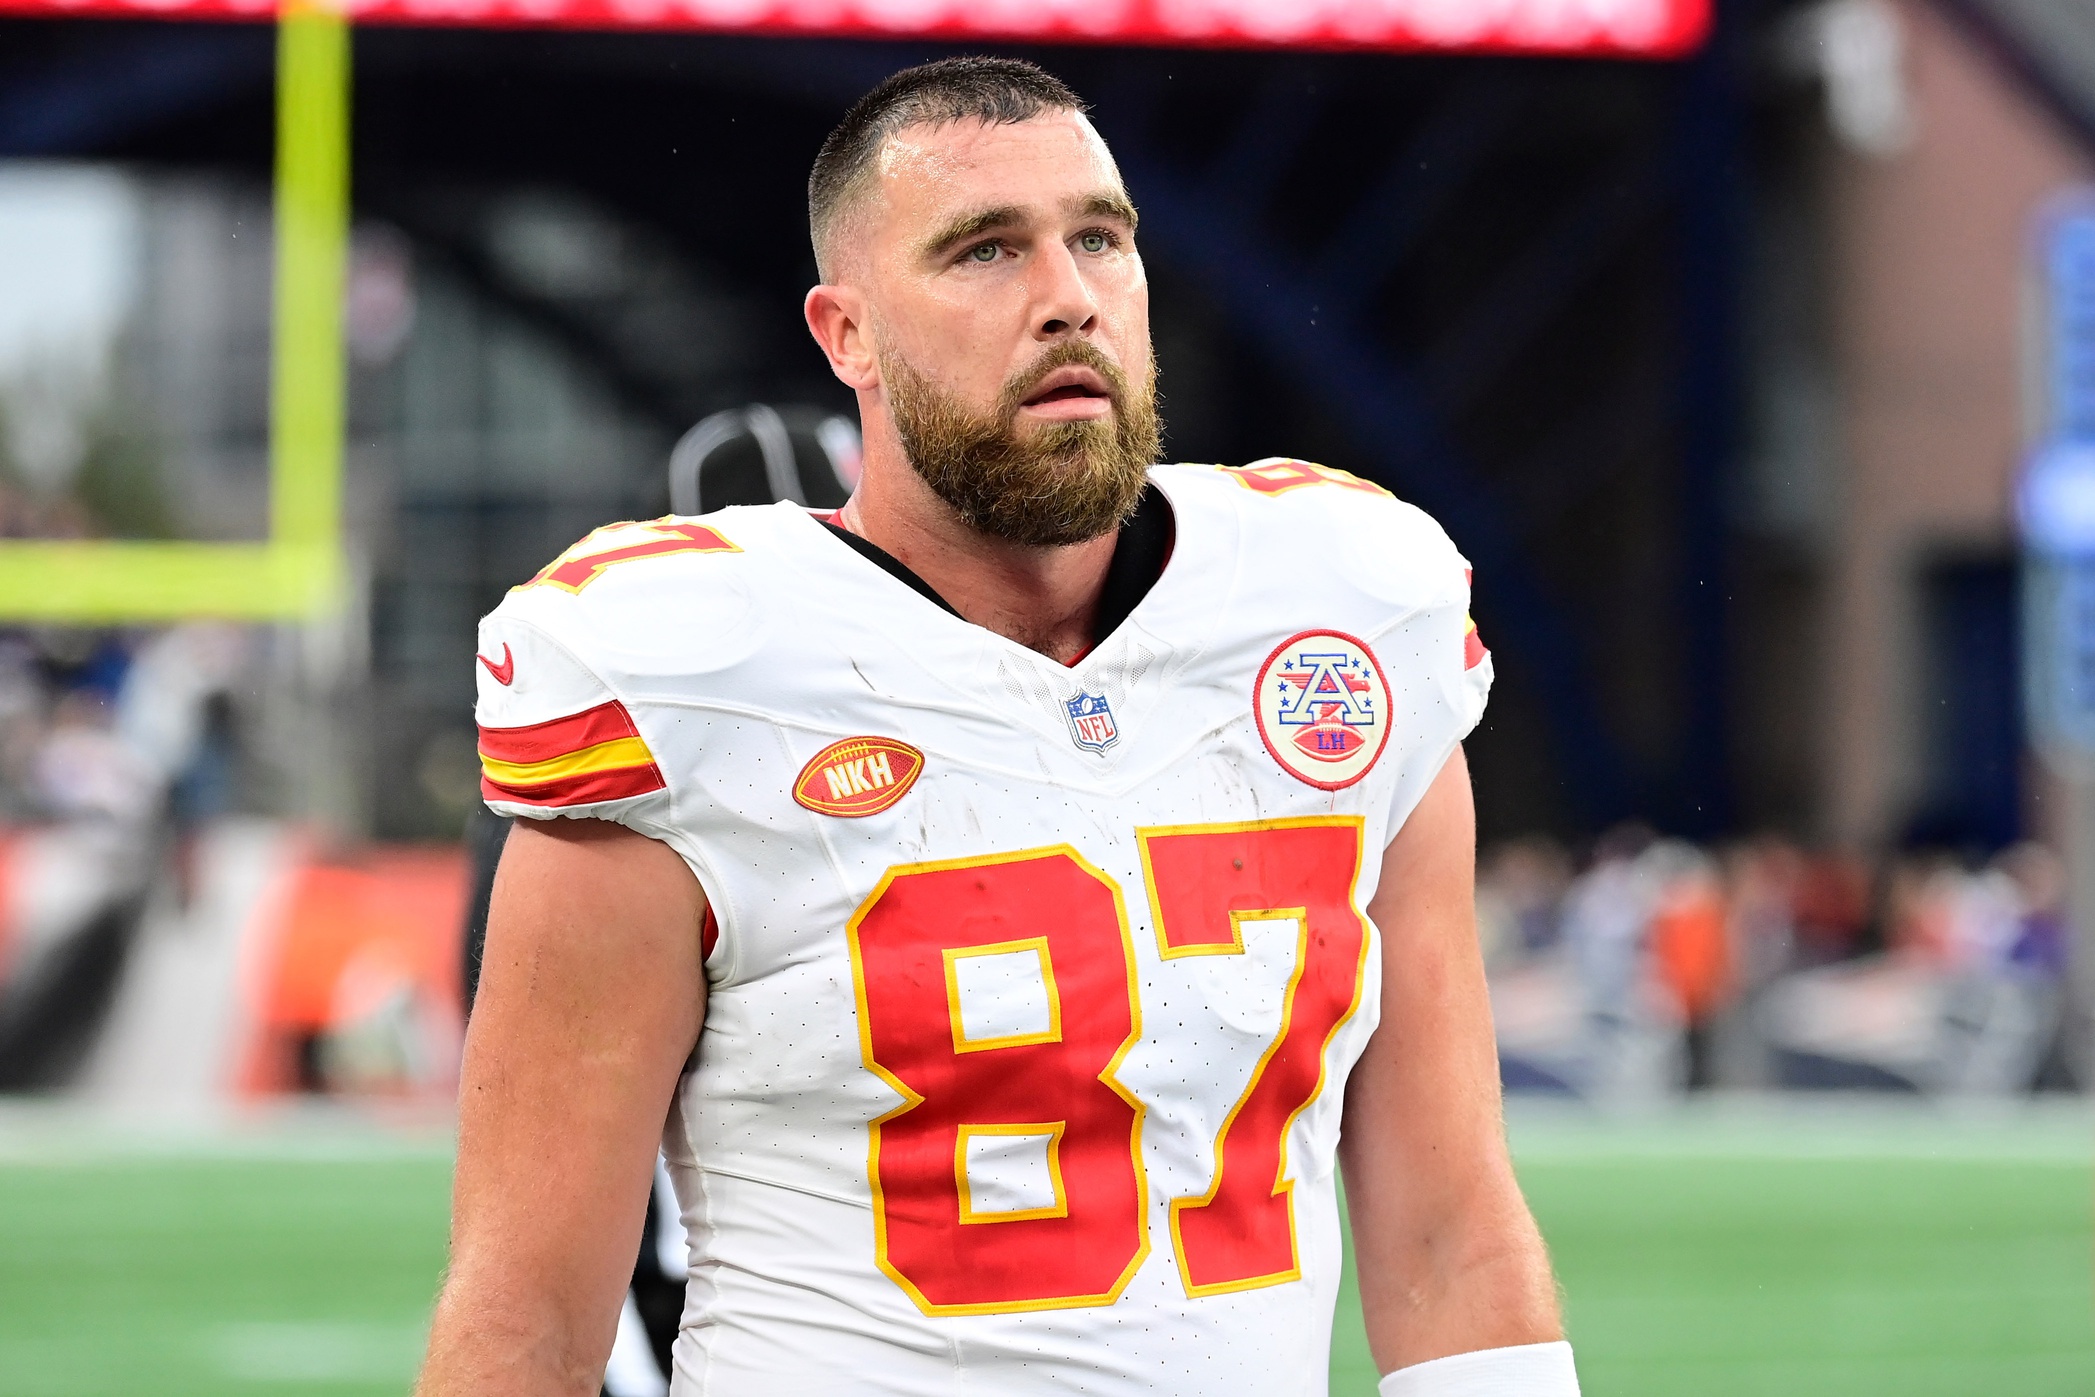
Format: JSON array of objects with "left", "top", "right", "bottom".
[{"left": 872, "top": 111, "right": 1125, "bottom": 221}]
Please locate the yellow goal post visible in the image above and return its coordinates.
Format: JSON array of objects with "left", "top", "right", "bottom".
[{"left": 0, "top": 0, "right": 348, "bottom": 622}]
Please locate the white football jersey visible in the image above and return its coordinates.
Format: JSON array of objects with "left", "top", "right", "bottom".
[{"left": 474, "top": 459, "right": 1492, "bottom": 1397}]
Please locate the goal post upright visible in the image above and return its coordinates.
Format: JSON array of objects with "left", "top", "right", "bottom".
[{"left": 268, "top": 0, "right": 349, "bottom": 594}]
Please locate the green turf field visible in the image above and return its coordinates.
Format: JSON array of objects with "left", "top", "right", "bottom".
[{"left": 0, "top": 1102, "right": 2088, "bottom": 1395}]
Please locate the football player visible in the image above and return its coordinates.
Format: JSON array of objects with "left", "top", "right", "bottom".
[{"left": 419, "top": 57, "right": 1575, "bottom": 1397}]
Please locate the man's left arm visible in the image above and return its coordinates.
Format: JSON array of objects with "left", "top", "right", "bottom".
[{"left": 1339, "top": 746, "right": 1574, "bottom": 1392}]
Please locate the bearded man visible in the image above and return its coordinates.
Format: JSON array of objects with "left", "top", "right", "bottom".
[{"left": 418, "top": 57, "right": 1575, "bottom": 1397}]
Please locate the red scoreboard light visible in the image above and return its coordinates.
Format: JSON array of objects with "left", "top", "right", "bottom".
[{"left": 0, "top": 0, "right": 1711, "bottom": 58}]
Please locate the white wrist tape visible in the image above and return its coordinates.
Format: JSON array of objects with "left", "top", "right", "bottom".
[{"left": 1377, "top": 1341, "right": 1579, "bottom": 1397}]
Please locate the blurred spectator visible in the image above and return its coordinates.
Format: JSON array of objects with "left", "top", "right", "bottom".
[
  {"left": 1482, "top": 829, "right": 2072, "bottom": 1098},
  {"left": 1724, "top": 839, "right": 1802, "bottom": 994},
  {"left": 33, "top": 690, "right": 154, "bottom": 823},
  {"left": 1791, "top": 849, "right": 1872, "bottom": 963},
  {"left": 1999, "top": 843, "right": 2067, "bottom": 979},
  {"left": 1560, "top": 824, "right": 1656, "bottom": 1034},
  {"left": 115, "top": 624, "right": 246, "bottom": 792},
  {"left": 1548, "top": 826, "right": 1683, "bottom": 1101},
  {"left": 0, "top": 623, "right": 251, "bottom": 829},
  {"left": 1646, "top": 846, "right": 1731, "bottom": 1089}
]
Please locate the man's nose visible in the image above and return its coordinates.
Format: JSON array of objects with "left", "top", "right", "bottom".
[{"left": 1031, "top": 241, "right": 1099, "bottom": 340}]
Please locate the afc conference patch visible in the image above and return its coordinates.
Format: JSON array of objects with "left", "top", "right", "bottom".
[
  {"left": 1064, "top": 690, "right": 1119, "bottom": 753},
  {"left": 1254, "top": 630, "right": 1392, "bottom": 790}
]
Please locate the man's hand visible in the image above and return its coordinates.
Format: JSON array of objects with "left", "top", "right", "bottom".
[
  {"left": 1340, "top": 747, "right": 1561, "bottom": 1373},
  {"left": 417, "top": 818, "right": 709, "bottom": 1397}
]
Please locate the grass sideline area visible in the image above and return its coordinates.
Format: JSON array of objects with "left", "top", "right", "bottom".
[{"left": 0, "top": 1099, "right": 2088, "bottom": 1395}]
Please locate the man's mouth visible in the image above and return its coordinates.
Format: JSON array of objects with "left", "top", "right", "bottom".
[{"left": 1020, "top": 365, "right": 1113, "bottom": 408}]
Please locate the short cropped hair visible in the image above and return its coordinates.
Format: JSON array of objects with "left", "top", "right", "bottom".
[{"left": 809, "top": 57, "right": 1087, "bottom": 278}]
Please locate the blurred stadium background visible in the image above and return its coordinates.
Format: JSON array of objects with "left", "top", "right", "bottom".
[{"left": 0, "top": 0, "right": 2090, "bottom": 1391}]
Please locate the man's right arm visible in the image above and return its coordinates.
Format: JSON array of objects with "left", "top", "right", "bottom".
[{"left": 417, "top": 817, "right": 709, "bottom": 1397}]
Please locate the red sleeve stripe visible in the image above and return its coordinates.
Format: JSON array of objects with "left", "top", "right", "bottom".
[
  {"left": 478, "top": 700, "right": 667, "bottom": 807},
  {"left": 1462, "top": 571, "right": 1487, "bottom": 668},
  {"left": 477, "top": 699, "right": 640, "bottom": 765},
  {"left": 480, "top": 762, "right": 666, "bottom": 807}
]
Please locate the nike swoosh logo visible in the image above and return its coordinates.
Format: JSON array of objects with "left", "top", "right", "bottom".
[{"left": 478, "top": 643, "right": 516, "bottom": 686}]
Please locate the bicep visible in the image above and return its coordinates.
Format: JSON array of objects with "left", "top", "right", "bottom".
[
  {"left": 445, "top": 818, "right": 708, "bottom": 1359},
  {"left": 1341, "top": 745, "right": 1510, "bottom": 1243}
]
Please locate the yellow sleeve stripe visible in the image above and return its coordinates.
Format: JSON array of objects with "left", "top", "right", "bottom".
[{"left": 479, "top": 735, "right": 655, "bottom": 787}]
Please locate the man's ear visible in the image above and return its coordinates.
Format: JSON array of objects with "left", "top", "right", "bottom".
[{"left": 805, "top": 284, "right": 879, "bottom": 392}]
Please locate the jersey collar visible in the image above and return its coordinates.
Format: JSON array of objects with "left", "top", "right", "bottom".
[{"left": 816, "top": 484, "right": 1175, "bottom": 659}]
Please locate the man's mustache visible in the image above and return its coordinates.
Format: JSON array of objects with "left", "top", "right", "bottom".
[{"left": 998, "top": 342, "right": 1130, "bottom": 418}]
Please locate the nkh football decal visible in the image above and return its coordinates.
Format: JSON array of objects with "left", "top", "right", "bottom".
[
  {"left": 794, "top": 737, "right": 924, "bottom": 817},
  {"left": 1064, "top": 691, "right": 1118, "bottom": 753},
  {"left": 1254, "top": 631, "right": 1393, "bottom": 791}
]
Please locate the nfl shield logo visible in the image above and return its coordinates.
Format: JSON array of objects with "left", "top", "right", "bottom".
[{"left": 1064, "top": 691, "right": 1119, "bottom": 753}]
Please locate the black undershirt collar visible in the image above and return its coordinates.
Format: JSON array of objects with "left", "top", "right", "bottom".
[{"left": 819, "top": 483, "right": 1175, "bottom": 653}]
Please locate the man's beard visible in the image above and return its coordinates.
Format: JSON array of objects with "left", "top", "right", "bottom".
[{"left": 882, "top": 340, "right": 1161, "bottom": 548}]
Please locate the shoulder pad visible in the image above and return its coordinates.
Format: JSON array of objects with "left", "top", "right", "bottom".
[
  {"left": 1185, "top": 457, "right": 1466, "bottom": 615},
  {"left": 496, "top": 513, "right": 766, "bottom": 684}
]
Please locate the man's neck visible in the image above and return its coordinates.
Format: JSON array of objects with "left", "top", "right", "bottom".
[{"left": 838, "top": 469, "right": 1115, "bottom": 667}]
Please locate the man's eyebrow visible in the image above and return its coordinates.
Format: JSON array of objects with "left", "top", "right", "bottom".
[
  {"left": 1073, "top": 191, "right": 1138, "bottom": 230},
  {"left": 920, "top": 204, "right": 1026, "bottom": 260},
  {"left": 919, "top": 192, "right": 1139, "bottom": 261}
]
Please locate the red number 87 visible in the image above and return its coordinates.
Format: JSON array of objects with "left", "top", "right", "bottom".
[{"left": 845, "top": 816, "right": 1369, "bottom": 1315}]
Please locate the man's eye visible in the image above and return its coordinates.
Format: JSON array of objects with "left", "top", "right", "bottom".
[
  {"left": 967, "top": 243, "right": 999, "bottom": 263},
  {"left": 1079, "top": 231, "right": 1110, "bottom": 254}
]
